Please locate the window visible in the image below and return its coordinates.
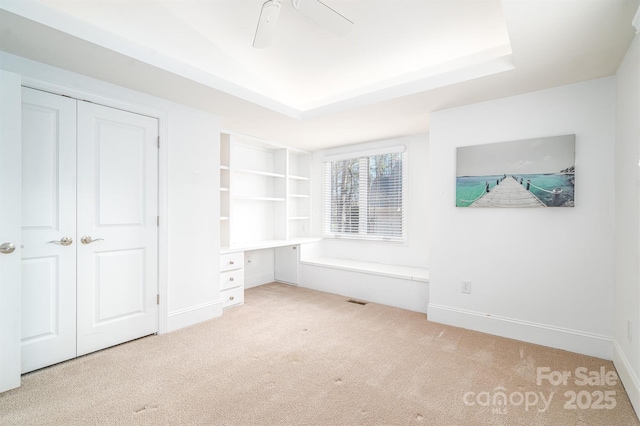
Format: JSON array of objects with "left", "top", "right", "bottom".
[{"left": 323, "top": 147, "right": 406, "bottom": 242}]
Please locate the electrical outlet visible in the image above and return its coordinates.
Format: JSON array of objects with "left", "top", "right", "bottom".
[
  {"left": 461, "top": 280, "right": 471, "bottom": 294},
  {"left": 628, "top": 319, "right": 633, "bottom": 342}
]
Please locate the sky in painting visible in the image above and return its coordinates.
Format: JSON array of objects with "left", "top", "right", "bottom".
[{"left": 456, "top": 135, "right": 575, "bottom": 176}]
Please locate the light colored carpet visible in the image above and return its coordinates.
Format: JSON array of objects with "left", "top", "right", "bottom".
[{"left": 0, "top": 282, "right": 637, "bottom": 425}]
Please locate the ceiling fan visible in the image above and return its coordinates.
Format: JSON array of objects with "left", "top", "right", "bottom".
[{"left": 253, "top": 0, "right": 354, "bottom": 48}]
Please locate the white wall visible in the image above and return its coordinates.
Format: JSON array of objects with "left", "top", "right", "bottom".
[
  {"left": 309, "top": 134, "right": 429, "bottom": 268},
  {"left": 614, "top": 32, "right": 640, "bottom": 414},
  {"left": 166, "top": 108, "right": 221, "bottom": 331},
  {"left": 429, "top": 77, "right": 616, "bottom": 359},
  {"left": 0, "top": 52, "right": 222, "bottom": 334}
]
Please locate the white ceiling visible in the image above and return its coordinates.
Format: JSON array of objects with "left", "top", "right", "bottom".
[{"left": 0, "top": 0, "right": 638, "bottom": 150}]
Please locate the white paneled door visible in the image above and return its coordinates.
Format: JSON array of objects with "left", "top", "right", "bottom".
[
  {"left": 20, "top": 88, "right": 77, "bottom": 373},
  {"left": 20, "top": 88, "right": 159, "bottom": 372},
  {"left": 76, "top": 101, "right": 158, "bottom": 356},
  {"left": 0, "top": 71, "right": 22, "bottom": 392}
]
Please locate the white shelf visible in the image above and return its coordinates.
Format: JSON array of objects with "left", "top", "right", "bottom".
[
  {"left": 221, "top": 133, "right": 311, "bottom": 247},
  {"left": 235, "top": 196, "right": 285, "bottom": 202},
  {"left": 220, "top": 133, "right": 232, "bottom": 248},
  {"left": 234, "top": 168, "right": 285, "bottom": 178},
  {"left": 289, "top": 174, "right": 309, "bottom": 181}
]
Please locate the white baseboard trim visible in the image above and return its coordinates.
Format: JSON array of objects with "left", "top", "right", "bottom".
[
  {"left": 427, "top": 303, "right": 612, "bottom": 359},
  {"left": 613, "top": 339, "right": 640, "bottom": 418},
  {"left": 245, "top": 273, "right": 275, "bottom": 289},
  {"left": 166, "top": 299, "right": 223, "bottom": 332}
]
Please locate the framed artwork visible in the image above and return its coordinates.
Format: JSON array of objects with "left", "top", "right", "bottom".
[{"left": 456, "top": 135, "right": 575, "bottom": 208}]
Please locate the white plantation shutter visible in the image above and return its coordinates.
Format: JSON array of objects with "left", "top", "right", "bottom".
[{"left": 323, "top": 148, "right": 406, "bottom": 242}]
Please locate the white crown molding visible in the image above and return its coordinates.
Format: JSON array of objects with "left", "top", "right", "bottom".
[
  {"left": 1, "top": 0, "right": 514, "bottom": 121},
  {"left": 633, "top": 6, "right": 640, "bottom": 34},
  {"left": 0, "top": 0, "right": 303, "bottom": 120},
  {"left": 300, "top": 46, "right": 514, "bottom": 120}
]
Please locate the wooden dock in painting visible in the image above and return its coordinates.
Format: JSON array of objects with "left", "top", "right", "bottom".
[{"left": 469, "top": 177, "right": 545, "bottom": 208}]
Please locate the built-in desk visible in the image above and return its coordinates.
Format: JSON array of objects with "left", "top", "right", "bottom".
[
  {"left": 219, "top": 238, "right": 322, "bottom": 308},
  {"left": 219, "top": 238, "right": 429, "bottom": 313},
  {"left": 220, "top": 237, "right": 321, "bottom": 254}
]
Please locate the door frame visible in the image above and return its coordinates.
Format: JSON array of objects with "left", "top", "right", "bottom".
[{"left": 20, "top": 76, "right": 170, "bottom": 335}]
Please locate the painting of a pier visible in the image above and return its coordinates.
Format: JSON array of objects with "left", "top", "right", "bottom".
[{"left": 456, "top": 135, "right": 575, "bottom": 208}]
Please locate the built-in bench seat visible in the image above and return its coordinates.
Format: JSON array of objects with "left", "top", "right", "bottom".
[
  {"left": 298, "top": 257, "right": 429, "bottom": 313},
  {"left": 300, "top": 257, "right": 429, "bottom": 282}
]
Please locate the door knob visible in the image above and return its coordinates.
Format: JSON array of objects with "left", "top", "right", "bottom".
[
  {"left": 81, "top": 236, "right": 104, "bottom": 245},
  {"left": 0, "top": 242, "right": 16, "bottom": 254},
  {"left": 49, "top": 237, "right": 73, "bottom": 246}
]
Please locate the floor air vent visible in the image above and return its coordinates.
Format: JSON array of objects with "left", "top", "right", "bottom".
[{"left": 346, "top": 299, "right": 367, "bottom": 305}]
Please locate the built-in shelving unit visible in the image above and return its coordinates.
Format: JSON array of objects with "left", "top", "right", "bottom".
[
  {"left": 220, "top": 134, "right": 231, "bottom": 247},
  {"left": 287, "top": 151, "right": 311, "bottom": 240},
  {"left": 219, "top": 133, "right": 313, "bottom": 251}
]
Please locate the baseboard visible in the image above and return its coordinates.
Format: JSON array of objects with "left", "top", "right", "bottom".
[
  {"left": 427, "top": 303, "right": 612, "bottom": 359},
  {"left": 167, "top": 299, "right": 223, "bottom": 332},
  {"left": 613, "top": 339, "right": 640, "bottom": 418},
  {"left": 245, "top": 273, "right": 275, "bottom": 289}
]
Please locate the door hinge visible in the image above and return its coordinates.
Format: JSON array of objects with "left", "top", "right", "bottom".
[
  {"left": 157, "top": 294, "right": 160, "bottom": 305},
  {"left": 157, "top": 136, "right": 160, "bottom": 148},
  {"left": 157, "top": 216, "right": 160, "bottom": 226}
]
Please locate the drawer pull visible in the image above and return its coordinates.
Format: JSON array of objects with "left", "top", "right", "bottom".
[
  {"left": 229, "top": 260, "right": 234, "bottom": 265},
  {"left": 229, "top": 296, "right": 235, "bottom": 301},
  {"left": 229, "top": 277, "right": 234, "bottom": 282}
]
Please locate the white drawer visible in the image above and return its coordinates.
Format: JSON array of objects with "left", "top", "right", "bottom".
[
  {"left": 222, "top": 286, "right": 244, "bottom": 308},
  {"left": 220, "top": 252, "right": 243, "bottom": 272},
  {"left": 220, "top": 269, "right": 244, "bottom": 291}
]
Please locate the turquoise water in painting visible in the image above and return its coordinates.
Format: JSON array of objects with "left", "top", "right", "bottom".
[
  {"left": 456, "top": 175, "right": 503, "bottom": 206},
  {"left": 456, "top": 174, "right": 575, "bottom": 207}
]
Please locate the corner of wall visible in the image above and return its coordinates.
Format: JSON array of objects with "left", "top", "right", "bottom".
[
  {"left": 613, "top": 24, "right": 640, "bottom": 417},
  {"left": 614, "top": 339, "right": 640, "bottom": 417}
]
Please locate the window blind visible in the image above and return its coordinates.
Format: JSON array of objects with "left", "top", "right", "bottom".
[{"left": 323, "top": 149, "right": 406, "bottom": 242}]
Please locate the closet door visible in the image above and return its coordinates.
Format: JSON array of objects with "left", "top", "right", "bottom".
[
  {"left": 76, "top": 102, "right": 159, "bottom": 356},
  {"left": 0, "top": 71, "right": 23, "bottom": 391},
  {"left": 20, "top": 88, "right": 77, "bottom": 373}
]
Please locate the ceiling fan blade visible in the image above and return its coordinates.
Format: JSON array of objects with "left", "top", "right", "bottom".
[
  {"left": 292, "top": 0, "right": 353, "bottom": 36},
  {"left": 253, "top": 0, "right": 282, "bottom": 49}
]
